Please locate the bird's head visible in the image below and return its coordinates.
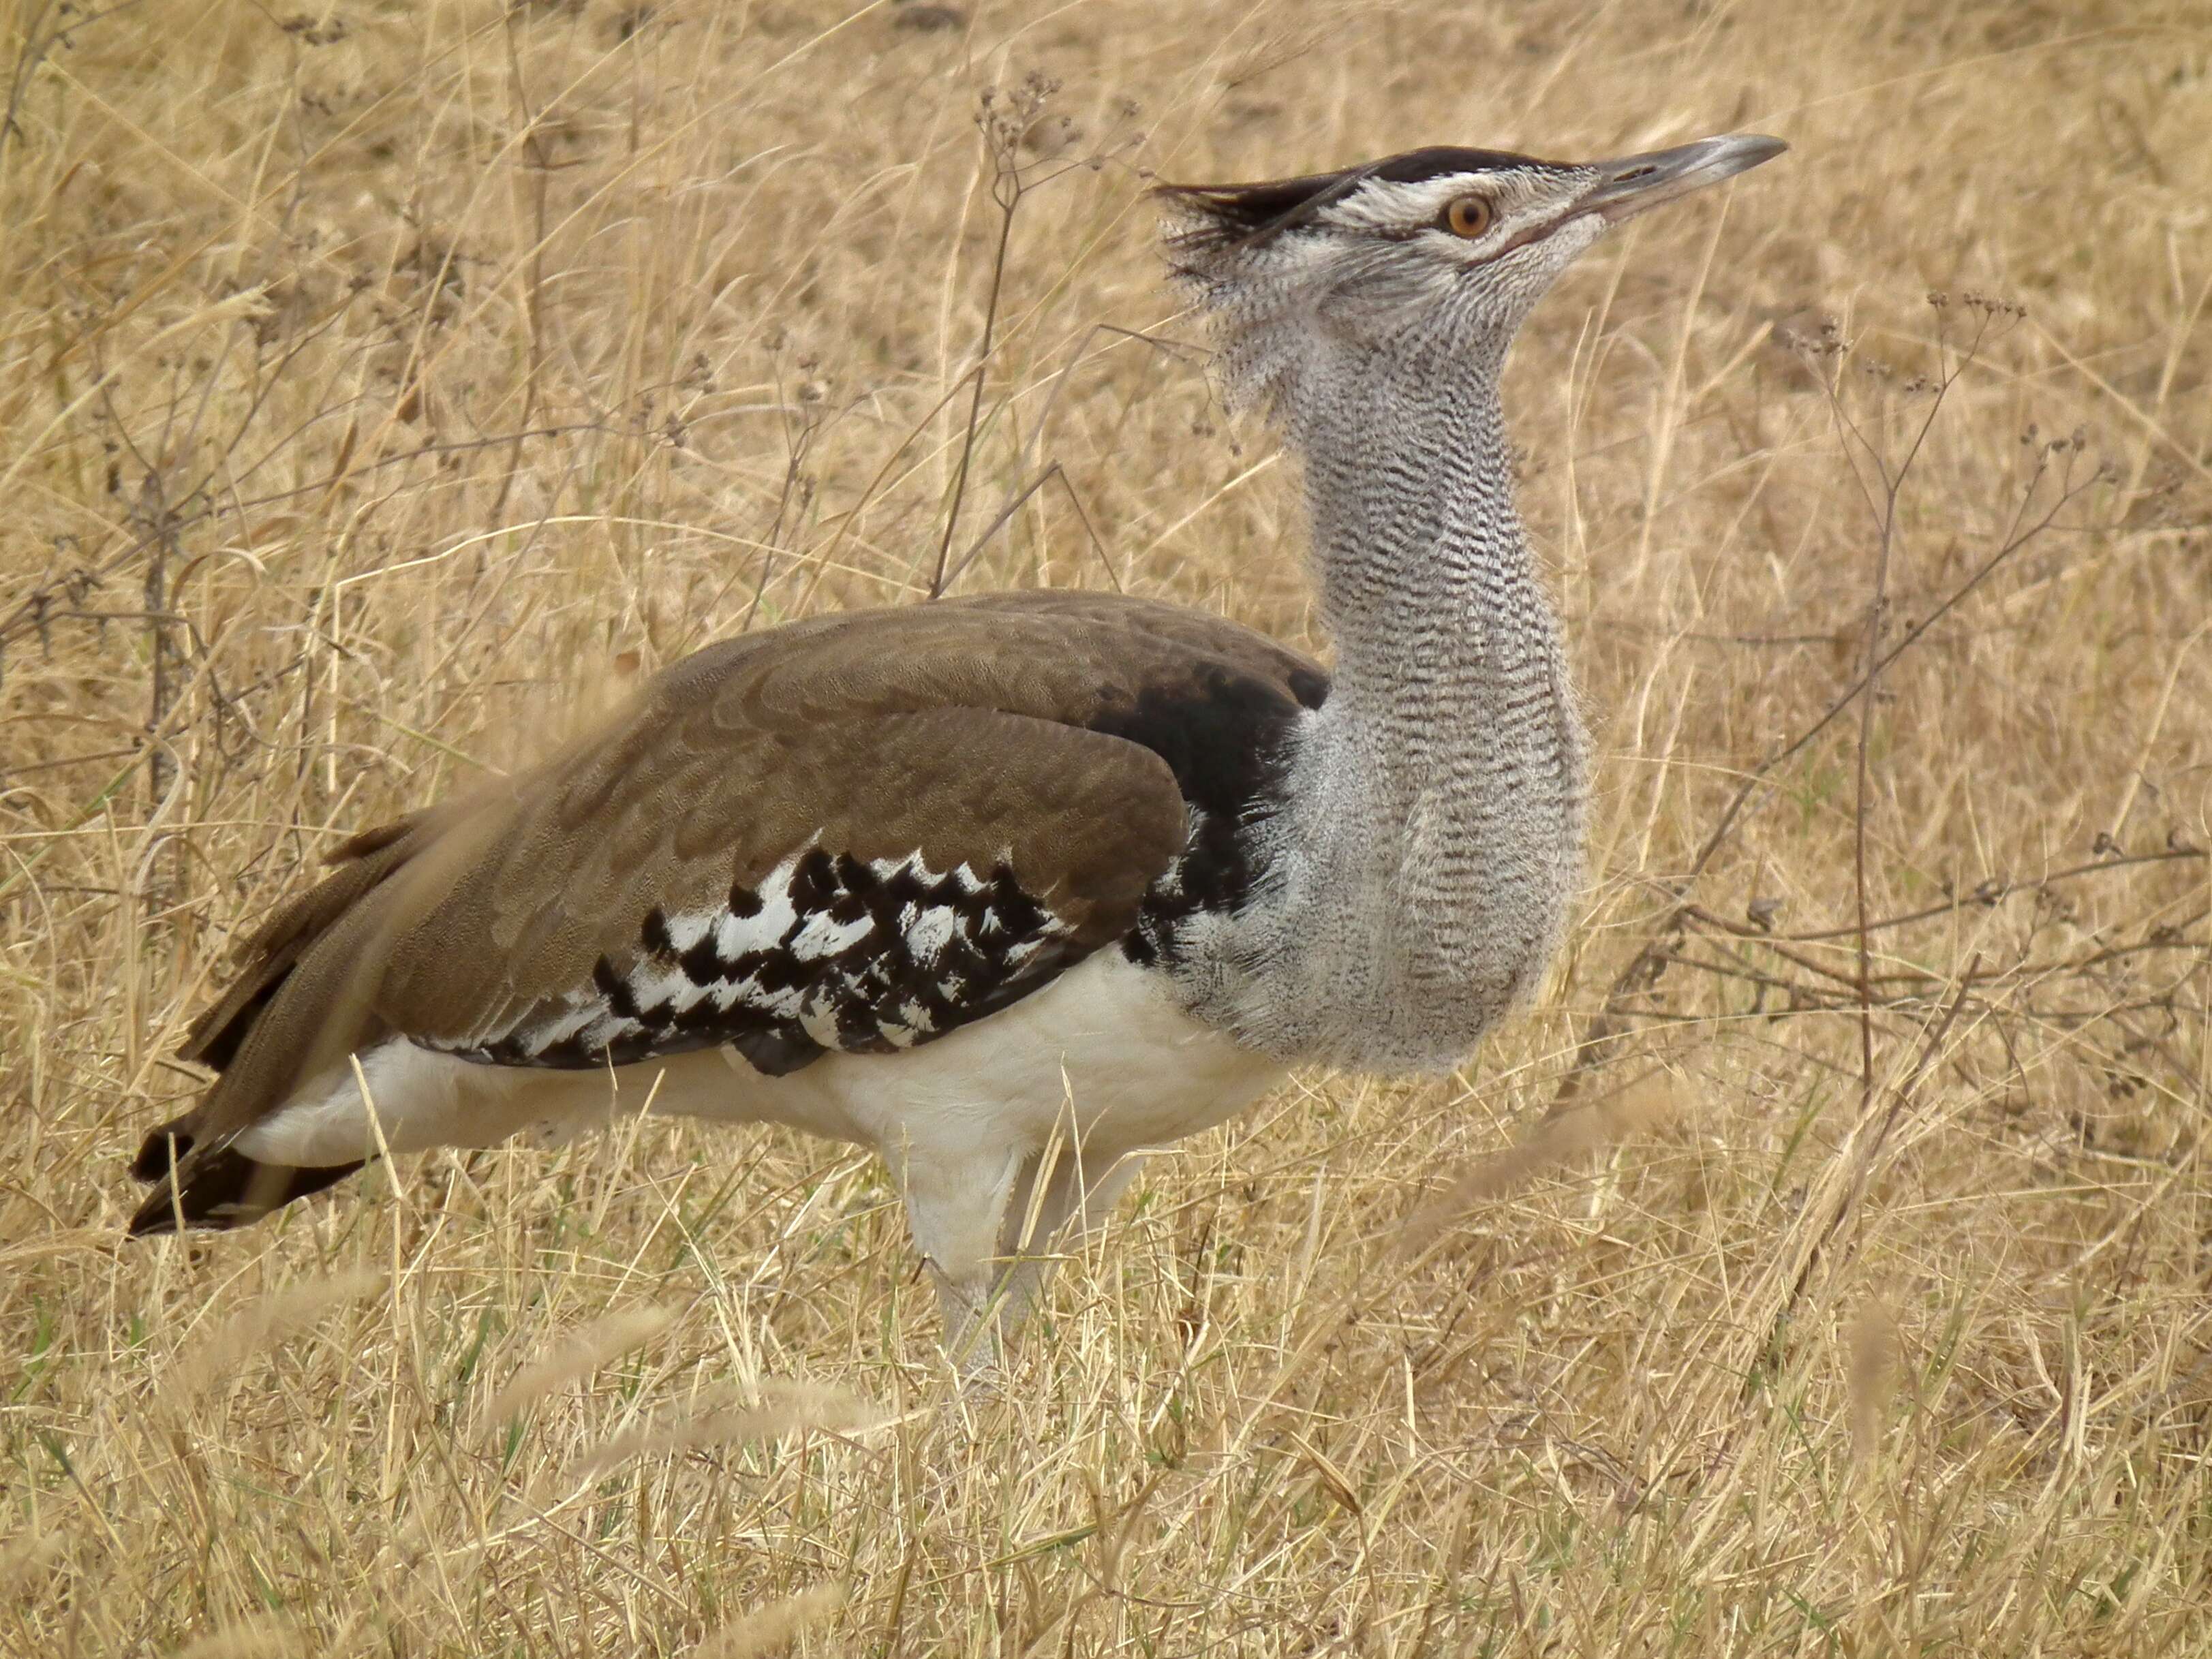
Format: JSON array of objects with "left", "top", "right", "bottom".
[{"left": 1157, "top": 134, "right": 1786, "bottom": 417}]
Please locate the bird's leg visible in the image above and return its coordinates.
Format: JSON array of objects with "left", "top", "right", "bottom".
[
  {"left": 992, "top": 1141, "right": 1148, "bottom": 1337},
  {"left": 897, "top": 1132, "right": 1152, "bottom": 1379},
  {"left": 895, "top": 1139, "right": 1031, "bottom": 1381}
]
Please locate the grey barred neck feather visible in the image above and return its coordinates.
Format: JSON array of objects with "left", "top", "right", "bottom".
[{"left": 125, "top": 130, "right": 1785, "bottom": 1367}]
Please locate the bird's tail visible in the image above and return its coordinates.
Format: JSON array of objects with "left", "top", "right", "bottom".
[
  {"left": 121, "top": 810, "right": 435, "bottom": 1239},
  {"left": 126, "top": 1118, "right": 363, "bottom": 1236}
]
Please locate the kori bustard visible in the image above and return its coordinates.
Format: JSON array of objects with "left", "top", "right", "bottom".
[{"left": 127, "top": 132, "right": 1785, "bottom": 1363}]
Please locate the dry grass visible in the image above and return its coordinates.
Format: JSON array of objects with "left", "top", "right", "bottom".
[{"left": 3, "top": 0, "right": 2210, "bottom": 1652}]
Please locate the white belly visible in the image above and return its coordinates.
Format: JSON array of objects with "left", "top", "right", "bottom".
[{"left": 234, "top": 952, "right": 1287, "bottom": 1171}]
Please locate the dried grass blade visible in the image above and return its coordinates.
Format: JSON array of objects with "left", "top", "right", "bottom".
[{"left": 1397, "top": 1070, "right": 1679, "bottom": 1258}]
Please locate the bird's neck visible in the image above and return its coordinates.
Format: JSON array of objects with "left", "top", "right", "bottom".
[
  {"left": 1295, "top": 359, "right": 1550, "bottom": 728},
  {"left": 1218, "top": 350, "right": 1588, "bottom": 1070}
]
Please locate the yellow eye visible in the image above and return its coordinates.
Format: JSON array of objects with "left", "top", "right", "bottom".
[{"left": 1443, "top": 196, "right": 1494, "bottom": 238}]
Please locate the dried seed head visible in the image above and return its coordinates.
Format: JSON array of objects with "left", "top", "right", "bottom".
[
  {"left": 481, "top": 1304, "right": 677, "bottom": 1427},
  {"left": 1846, "top": 1303, "right": 1898, "bottom": 1468},
  {"left": 689, "top": 1585, "right": 846, "bottom": 1659},
  {"left": 170, "top": 1270, "right": 384, "bottom": 1399}
]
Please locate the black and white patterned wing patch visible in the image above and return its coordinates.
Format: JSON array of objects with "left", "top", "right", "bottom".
[{"left": 427, "top": 848, "right": 1078, "bottom": 1076}]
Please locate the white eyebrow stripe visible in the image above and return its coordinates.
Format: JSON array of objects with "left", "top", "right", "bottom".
[{"left": 1329, "top": 171, "right": 1552, "bottom": 232}]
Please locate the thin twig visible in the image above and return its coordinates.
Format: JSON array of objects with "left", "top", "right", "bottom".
[
  {"left": 1548, "top": 362, "right": 2098, "bottom": 1111},
  {"left": 488, "top": 17, "right": 552, "bottom": 527},
  {"left": 928, "top": 151, "right": 1024, "bottom": 598},
  {"left": 938, "top": 461, "right": 1119, "bottom": 595}
]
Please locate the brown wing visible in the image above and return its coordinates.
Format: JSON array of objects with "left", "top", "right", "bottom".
[
  {"left": 155, "top": 593, "right": 1323, "bottom": 1157},
  {"left": 383, "top": 704, "right": 1182, "bottom": 1075}
]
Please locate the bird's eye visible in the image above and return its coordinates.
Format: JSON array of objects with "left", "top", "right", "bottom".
[{"left": 1443, "top": 196, "right": 1494, "bottom": 238}]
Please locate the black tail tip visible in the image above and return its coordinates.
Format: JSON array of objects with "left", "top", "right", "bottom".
[
  {"left": 125, "top": 1149, "right": 365, "bottom": 1238},
  {"left": 129, "top": 1123, "right": 194, "bottom": 1183}
]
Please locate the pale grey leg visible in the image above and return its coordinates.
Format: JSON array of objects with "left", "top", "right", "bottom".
[
  {"left": 992, "top": 1140, "right": 1149, "bottom": 1340},
  {"left": 895, "top": 1139, "right": 1029, "bottom": 1380},
  {"left": 897, "top": 1132, "right": 1150, "bottom": 1378}
]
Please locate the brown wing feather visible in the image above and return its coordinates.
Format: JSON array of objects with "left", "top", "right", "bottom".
[
  {"left": 141, "top": 593, "right": 1321, "bottom": 1166},
  {"left": 176, "top": 819, "right": 429, "bottom": 1070}
]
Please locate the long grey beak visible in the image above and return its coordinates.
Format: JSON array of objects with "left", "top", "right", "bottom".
[{"left": 1578, "top": 134, "right": 1788, "bottom": 223}]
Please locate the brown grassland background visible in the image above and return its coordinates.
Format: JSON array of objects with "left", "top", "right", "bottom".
[{"left": 3, "top": 0, "right": 2211, "bottom": 1652}]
